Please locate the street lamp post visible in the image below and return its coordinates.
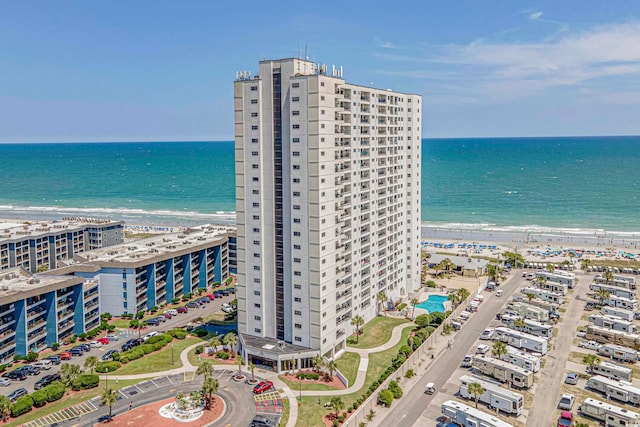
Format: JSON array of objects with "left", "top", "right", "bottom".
[
  {"left": 105, "top": 367, "right": 109, "bottom": 390},
  {"left": 298, "top": 353, "right": 302, "bottom": 401}
]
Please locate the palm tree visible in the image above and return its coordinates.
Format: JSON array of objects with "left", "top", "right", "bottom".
[
  {"left": 438, "top": 258, "right": 456, "bottom": 277},
  {"left": 202, "top": 377, "right": 219, "bottom": 410},
  {"left": 604, "top": 270, "right": 614, "bottom": 283},
  {"left": 196, "top": 360, "right": 214, "bottom": 379},
  {"left": 546, "top": 263, "right": 555, "bottom": 272},
  {"left": 514, "top": 317, "right": 527, "bottom": 332},
  {"left": 84, "top": 356, "right": 98, "bottom": 375},
  {"left": 223, "top": 332, "right": 238, "bottom": 357},
  {"left": 209, "top": 337, "right": 221, "bottom": 353},
  {"left": 467, "top": 382, "right": 485, "bottom": 409},
  {"left": 249, "top": 362, "right": 256, "bottom": 381},
  {"left": 60, "top": 363, "right": 82, "bottom": 387},
  {"left": 535, "top": 275, "right": 547, "bottom": 286},
  {"left": 502, "top": 251, "right": 525, "bottom": 269},
  {"left": 448, "top": 293, "right": 460, "bottom": 307},
  {"left": 456, "top": 288, "right": 470, "bottom": 303},
  {"left": 235, "top": 356, "right": 244, "bottom": 377},
  {"left": 377, "top": 291, "right": 387, "bottom": 316},
  {"left": 101, "top": 388, "right": 118, "bottom": 422},
  {"left": 410, "top": 298, "right": 420, "bottom": 319},
  {"left": 526, "top": 293, "right": 536, "bottom": 303},
  {"left": 351, "top": 315, "right": 365, "bottom": 342},
  {"left": 312, "top": 354, "right": 325, "bottom": 373},
  {"left": 491, "top": 341, "right": 508, "bottom": 359},
  {"left": 486, "top": 264, "right": 502, "bottom": 282},
  {"left": 597, "top": 289, "right": 611, "bottom": 306},
  {"left": 583, "top": 354, "right": 601, "bottom": 374},
  {"left": 0, "top": 395, "right": 11, "bottom": 422},
  {"left": 330, "top": 396, "right": 344, "bottom": 419},
  {"left": 326, "top": 359, "right": 337, "bottom": 380}
]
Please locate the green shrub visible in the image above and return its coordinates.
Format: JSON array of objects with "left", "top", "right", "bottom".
[
  {"left": 411, "top": 336, "right": 423, "bottom": 350},
  {"left": 146, "top": 335, "right": 169, "bottom": 345},
  {"left": 71, "top": 374, "right": 100, "bottom": 391},
  {"left": 101, "top": 313, "right": 113, "bottom": 321},
  {"left": 11, "top": 395, "right": 34, "bottom": 417},
  {"left": 405, "top": 369, "right": 414, "bottom": 378},
  {"left": 45, "top": 381, "right": 66, "bottom": 402},
  {"left": 389, "top": 381, "right": 403, "bottom": 399},
  {"left": 111, "top": 352, "right": 120, "bottom": 362},
  {"left": 107, "top": 324, "right": 116, "bottom": 332},
  {"left": 150, "top": 306, "right": 158, "bottom": 313},
  {"left": 119, "top": 356, "right": 129, "bottom": 364},
  {"left": 378, "top": 389, "right": 394, "bottom": 407},
  {"left": 193, "top": 328, "right": 208, "bottom": 337},
  {"left": 398, "top": 345, "right": 412, "bottom": 357},
  {"left": 136, "top": 311, "right": 145, "bottom": 319},
  {"left": 153, "top": 342, "right": 164, "bottom": 351},
  {"left": 31, "top": 389, "right": 48, "bottom": 407},
  {"left": 195, "top": 345, "right": 204, "bottom": 355},
  {"left": 415, "top": 314, "right": 431, "bottom": 328},
  {"left": 332, "top": 420, "right": 339, "bottom": 427},
  {"left": 70, "top": 335, "right": 77, "bottom": 343},
  {"left": 216, "top": 352, "right": 230, "bottom": 360},
  {"left": 129, "top": 319, "right": 139, "bottom": 328},
  {"left": 26, "top": 351, "right": 39, "bottom": 362},
  {"left": 139, "top": 344, "right": 155, "bottom": 355},
  {"left": 96, "top": 361, "right": 121, "bottom": 373},
  {"left": 13, "top": 355, "right": 23, "bottom": 362},
  {"left": 172, "top": 298, "right": 180, "bottom": 304},
  {"left": 51, "top": 342, "right": 60, "bottom": 351},
  {"left": 426, "top": 280, "right": 436, "bottom": 288},
  {"left": 79, "top": 332, "right": 87, "bottom": 341},
  {"left": 168, "top": 329, "right": 187, "bottom": 340}
]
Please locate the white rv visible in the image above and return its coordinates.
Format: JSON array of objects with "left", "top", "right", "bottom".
[
  {"left": 536, "top": 270, "right": 576, "bottom": 288},
  {"left": 525, "top": 298, "right": 560, "bottom": 314},
  {"left": 587, "top": 375, "right": 640, "bottom": 405},
  {"left": 592, "top": 360, "right": 633, "bottom": 382},
  {"left": 499, "top": 346, "right": 541, "bottom": 372},
  {"left": 472, "top": 355, "right": 534, "bottom": 389},
  {"left": 604, "top": 295, "right": 639, "bottom": 311},
  {"left": 586, "top": 325, "right": 640, "bottom": 349},
  {"left": 494, "top": 327, "right": 549, "bottom": 355},
  {"left": 520, "top": 287, "right": 564, "bottom": 304},
  {"left": 459, "top": 375, "right": 524, "bottom": 416},
  {"left": 589, "top": 314, "right": 637, "bottom": 333},
  {"left": 580, "top": 397, "right": 640, "bottom": 427},
  {"left": 598, "top": 343, "right": 639, "bottom": 363},
  {"left": 506, "top": 301, "right": 550, "bottom": 322},
  {"left": 601, "top": 306, "right": 636, "bottom": 322},
  {"left": 499, "top": 314, "right": 553, "bottom": 339},
  {"left": 537, "top": 280, "right": 568, "bottom": 295},
  {"left": 590, "top": 283, "right": 636, "bottom": 300},
  {"left": 441, "top": 400, "right": 514, "bottom": 427},
  {"left": 594, "top": 274, "right": 636, "bottom": 290}
]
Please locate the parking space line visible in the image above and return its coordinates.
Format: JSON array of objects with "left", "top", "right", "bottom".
[
  {"left": 166, "top": 375, "right": 173, "bottom": 384},
  {"left": 134, "top": 384, "right": 145, "bottom": 393}
]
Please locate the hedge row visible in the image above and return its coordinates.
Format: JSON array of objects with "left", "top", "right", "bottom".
[
  {"left": 118, "top": 334, "right": 174, "bottom": 365},
  {"left": 297, "top": 372, "right": 320, "bottom": 380},
  {"left": 96, "top": 361, "right": 122, "bottom": 373},
  {"left": 9, "top": 381, "right": 66, "bottom": 418},
  {"left": 71, "top": 374, "right": 100, "bottom": 391}
]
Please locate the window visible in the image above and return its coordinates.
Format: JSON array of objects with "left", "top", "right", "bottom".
[
  {"left": 294, "top": 257, "right": 301, "bottom": 262},
  {"left": 295, "top": 337, "right": 302, "bottom": 342},
  {"left": 295, "top": 323, "right": 302, "bottom": 329},
  {"left": 251, "top": 99, "right": 258, "bottom": 104},
  {"left": 253, "top": 240, "right": 260, "bottom": 245},
  {"left": 253, "top": 227, "right": 260, "bottom": 232},
  {"left": 250, "top": 85, "right": 257, "bottom": 91},
  {"left": 254, "top": 328, "right": 261, "bottom": 333},
  {"left": 253, "top": 265, "right": 260, "bottom": 271},
  {"left": 251, "top": 151, "right": 258, "bottom": 156},
  {"left": 321, "top": 95, "right": 325, "bottom": 101},
  {"left": 293, "top": 191, "right": 300, "bottom": 196},
  {"left": 292, "top": 96, "right": 299, "bottom": 102},
  {"left": 292, "top": 111, "right": 300, "bottom": 116},
  {"left": 293, "top": 244, "right": 301, "bottom": 249},
  {"left": 252, "top": 202, "right": 259, "bottom": 208},
  {"left": 252, "top": 177, "right": 259, "bottom": 182},
  {"left": 320, "top": 82, "right": 325, "bottom": 87},
  {"left": 254, "top": 303, "right": 261, "bottom": 308},
  {"left": 294, "top": 284, "right": 301, "bottom": 289},
  {"left": 252, "top": 190, "right": 259, "bottom": 195},
  {"left": 253, "top": 253, "right": 260, "bottom": 258},
  {"left": 252, "top": 216, "right": 260, "bottom": 222},
  {"left": 292, "top": 151, "right": 300, "bottom": 157},
  {"left": 293, "top": 205, "right": 300, "bottom": 210},
  {"left": 251, "top": 125, "right": 258, "bottom": 130},
  {"left": 292, "top": 138, "right": 300, "bottom": 143},
  {"left": 294, "top": 310, "right": 302, "bottom": 315},
  {"left": 254, "top": 315, "right": 261, "bottom": 320},
  {"left": 293, "top": 165, "right": 300, "bottom": 170},
  {"left": 251, "top": 138, "right": 259, "bottom": 143},
  {"left": 293, "top": 219, "right": 301, "bottom": 224},
  {"left": 294, "top": 271, "right": 301, "bottom": 276},
  {"left": 292, "top": 82, "right": 300, "bottom": 88},
  {"left": 294, "top": 297, "right": 301, "bottom": 302},
  {"left": 293, "top": 178, "right": 300, "bottom": 183},
  {"left": 293, "top": 124, "right": 300, "bottom": 129},
  {"left": 252, "top": 164, "right": 259, "bottom": 169},
  {"left": 251, "top": 112, "right": 258, "bottom": 117},
  {"left": 293, "top": 231, "right": 301, "bottom": 236},
  {"left": 321, "top": 109, "right": 325, "bottom": 115},
  {"left": 253, "top": 278, "right": 261, "bottom": 283}
]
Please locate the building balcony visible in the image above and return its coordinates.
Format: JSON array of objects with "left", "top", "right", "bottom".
[{"left": 28, "top": 328, "right": 47, "bottom": 343}]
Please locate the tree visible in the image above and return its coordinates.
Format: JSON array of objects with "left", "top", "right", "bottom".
[
  {"left": 351, "top": 315, "right": 365, "bottom": 342},
  {"left": 84, "top": 356, "right": 98, "bottom": 375},
  {"left": 491, "top": 341, "right": 507, "bottom": 359},
  {"left": 101, "top": 388, "right": 118, "bottom": 422},
  {"left": 502, "top": 251, "right": 525, "bottom": 268},
  {"left": 410, "top": 298, "right": 420, "bottom": 319},
  {"left": 581, "top": 259, "right": 591, "bottom": 271},
  {"left": 526, "top": 293, "right": 536, "bottom": 303},
  {"left": 437, "top": 258, "right": 456, "bottom": 277},
  {"left": 448, "top": 293, "right": 459, "bottom": 307},
  {"left": 249, "top": 362, "right": 256, "bottom": 381},
  {"left": 326, "top": 359, "right": 337, "bottom": 380},
  {"left": 467, "top": 382, "right": 485, "bottom": 409},
  {"left": 535, "top": 275, "right": 547, "bottom": 286},
  {"left": 597, "top": 289, "right": 611, "bottom": 306},
  {"left": 60, "top": 363, "right": 82, "bottom": 388},
  {"left": 377, "top": 291, "right": 388, "bottom": 316},
  {"left": 486, "top": 264, "right": 502, "bottom": 282},
  {"left": 415, "top": 313, "right": 431, "bottom": 328},
  {"left": 583, "top": 354, "right": 601, "bottom": 374},
  {"left": 235, "top": 356, "right": 244, "bottom": 376},
  {"left": 312, "top": 354, "right": 325, "bottom": 373},
  {"left": 0, "top": 395, "right": 11, "bottom": 422},
  {"left": 456, "top": 288, "right": 470, "bottom": 303},
  {"left": 546, "top": 263, "right": 555, "bottom": 272},
  {"left": 202, "top": 376, "right": 218, "bottom": 410},
  {"left": 514, "top": 317, "right": 527, "bottom": 332},
  {"left": 196, "top": 360, "right": 214, "bottom": 380},
  {"left": 604, "top": 270, "right": 614, "bottom": 283},
  {"left": 223, "top": 332, "right": 238, "bottom": 357},
  {"left": 209, "top": 337, "right": 221, "bottom": 353},
  {"left": 330, "top": 396, "right": 344, "bottom": 419}
]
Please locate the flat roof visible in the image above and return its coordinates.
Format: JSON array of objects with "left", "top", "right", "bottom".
[
  {"left": 0, "top": 267, "right": 85, "bottom": 304},
  {"left": 70, "top": 224, "right": 234, "bottom": 268},
  {"left": 0, "top": 218, "right": 123, "bottom": 243}
]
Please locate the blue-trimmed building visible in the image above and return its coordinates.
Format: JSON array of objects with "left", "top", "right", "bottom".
[{"left": 0, "top": 268, "right": 100, "bottom": 364}]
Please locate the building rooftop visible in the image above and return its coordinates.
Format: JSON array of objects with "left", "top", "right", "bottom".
[
  {"left": 241, "top": 333, "right": 311, "bottom": 356},
  {"left": 69, "top": 224, "right": 235, "bottom": 267},
  {"left": 0, "top": 217, "right": 124, "bottom": 242},
  {"left": 0, "top": 267, "right": 85, "bottom": 303}
]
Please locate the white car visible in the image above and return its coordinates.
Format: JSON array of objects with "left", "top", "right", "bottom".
[
  {"left": 579, "top": 340, "right": 600, "bottom": 350},
  {"left": 165, "top": 309, "right": 178, "bottom": 316},
  {"left": 476, "top": 344, "right": 490, "bottom": 354},
  {"left": 144, "top": 331, "right": 159, "bottom": 341},
  {"left": 480, "top": 329, "right": 494, "bottom": 340},
  {"left": 89, "top": 341, "right": 102, "bottom": 348},
  {"left": 0, "top": 378, "right": 11, "bottom": 387},
  {"left": 221, "top": 303, "right": 236, "bottom": 313},
  {"left": 558, "top": 393, "right": 575, "bottom": 410},
  {"left": 461, "top": 355, "right": 473, "bottom": 368},
  {"left": 105, "top": 334, "right": 120, "bottom": 341}
]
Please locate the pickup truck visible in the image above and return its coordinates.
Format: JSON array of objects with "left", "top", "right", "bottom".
[{"left": 579, "top": 340, "right": 600, "bottom": 350}]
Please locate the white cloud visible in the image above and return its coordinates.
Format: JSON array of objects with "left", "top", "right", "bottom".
[{"left": 529, "top": 12, "right": 544, "bottom": 21}]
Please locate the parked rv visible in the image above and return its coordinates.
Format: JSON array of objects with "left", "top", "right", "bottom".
[
  {"left": 498, "top": 346, "right": 542, "bottom": 373},
  {"left": 598, "top": 343, "right": 639, "bottom": 363},
  {"left": 580, "top": 397, "right": 640, "bottom": 427},
  {"left": 601, "top": 306, "right": 636, "bottom": 322},
  {"left": 500, "top": 314, "right": 553, "bottom": 338},
  {"left": 441, "top": 400, "right": 514, "bottom": 427},
  {"left": 589, "top": 314, "right": 637, "bottom": 333},
  {"left": 472, "top": 355, "right": 534, "bottom": 389},
  {"left": 459, "top": 375, "right": 524, "bottom": 416},
  {"left": 494, "top": 327, "right": 549, "bottom": 355},
  {"left": 590, "top": 283, "right": 636, "bottom": 300},
  {"left": 587, "top": 375, "right": 640, "bottom": 405},
  {"left": 591, "top": 360, "right": 633, "bottom": 382}
]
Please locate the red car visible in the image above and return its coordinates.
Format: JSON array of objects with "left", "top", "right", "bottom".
[
  {"left": 206, "top": 294, "right": 215, "bottom": 301},
  {"left": 98, "top": 337, "right": 109, "bottom": 345},
  {"left": 177, "top": 306, "right": 188, "bottom": 314},
  {"left": 253, "top": 380, "right": 273, "bottom": 394},
  {"left": 59, "top": 352, "right": 72, "bottom": 360}
]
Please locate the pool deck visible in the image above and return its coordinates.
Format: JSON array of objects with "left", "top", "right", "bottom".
[{"left": 409, "top": 292, "right": 453, "bottom": 315}]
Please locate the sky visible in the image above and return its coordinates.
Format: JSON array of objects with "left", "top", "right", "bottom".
[{"left": 1, "top": 1, "right": 639, "bottom": 142}]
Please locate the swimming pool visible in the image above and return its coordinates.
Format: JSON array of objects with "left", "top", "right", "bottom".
[{"left": 416, "top": 295, "right": 448, "bottom": 313}]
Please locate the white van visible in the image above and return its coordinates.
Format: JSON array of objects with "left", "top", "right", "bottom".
[
  {"left": 221, "top": 303, "right": 235, "bottom": 313},
  {"left": 33, "top": 360, "right": 52, "bottom": 370}
]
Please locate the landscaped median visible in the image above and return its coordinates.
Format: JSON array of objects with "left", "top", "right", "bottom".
[{"left": 346, "top": 317, "right": 408, "bottom": 349}]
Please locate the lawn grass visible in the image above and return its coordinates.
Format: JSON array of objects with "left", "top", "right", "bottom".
[
  {"left": 115, "top": 337, "right": 202, "bottom": 375},
  {"left": 347, "top": 317, "right": 409, "bottom": 349},
  {"left": 110, "top": 318, "right": 131, "bottom": 328},
  {"left": 279, "top": 396, "right": 290, "bottom": 427},
  {"left": 278, "top": 376, "right": 339, "bottom": 391},
  {"left": 335, "top": 352, "right": 360, "bottom": 387},
  {"left": 4, "top": 378, "right": 147, "bottom": 427},
  {"left": 295, "top": 327, "right": 414, "bottom": 427}
]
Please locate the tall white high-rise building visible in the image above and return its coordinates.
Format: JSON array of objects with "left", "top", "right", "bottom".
[{"left": 234, "top": 58, "right": 421, "bottom": 371}]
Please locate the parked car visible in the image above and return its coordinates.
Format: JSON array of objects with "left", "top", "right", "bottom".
[
  {"left": 198, "top": 297, "right": 210, "bottom": 304},
  {"left": 33, "top": 359, "right": 53, "bottom": 370},
  {"left": 461, "top": 355, "right": 474, "bottom": 368},
  {"left": 206, "top": 294, "right": 216, "bottom": 301},
  {"left": 59, "top": 351, "right": 72, "bottom": 360},
  {"left": 213, "top": 292, "right": 223, "bottom": 299},
  {"left": 480, "top": 329, "right": 494, "bottom": 340},
  {"left": 476, "top": 344, "right": 490, "bottom": 355},
  {"left": 557, "top": 411, "right": 573, "bottom": 427},
  {"left": 35, "top": 373, "right": 61, "bottom": 390},
  {"left": 146, "top": 318, "right": 160, "bottom": 326},
  {"left": 177, "top": 306, "right": 188, "bottom": 314},
  {"left": 253, "top": 380, "right": 273, "bottom": 394},
  {"left": 144, "top": 331, "right": 159, "bottom": 341},
  {"left": 8, "top": 388, "right": 28, "bottom": 402},
  {"left": 185, "top": 302, "right": 200, "bottom": 309},
  {"left": 558, "top": 394, "right": 575, "bottom": 410},
  {"left": 98, "top": 337, "right": 110, "bottom": 345},
  {"left": 121, "top": 339, "right": 141, "bottom": 352},
  {"left": 155, "top": 315, "right": 166, "bottom": 323},
  {"left": 220, "top": 289, "right": 231, "bottom": 296},
  {"left": 45, "top": 355, "right": 62, "bottom": 365},
  {"left": 251, "top": 415, "right": 276, "bottom": 427},
  {"left": 70, "top": 348, "right": 84, "bottom": 357},
  {"left": 165, "top": 309, "right": 178, "bottom": 316},
  {"left": 579, "top": 341, "right": 600, "bottom": 350},
  {"left": 0, "top": 378, "right": 10, "bottom": 387},
  {"left": 78, "top": 343, "right": 91, "bottom": 352},
  {"left": 565, "top": 372, "right": 579, "bottom": 385},
  {"left": 16, "top": 365, "right": 41, "bottom": 376},
  {"left": 89, "top": 341, "right": 103, "bottom": 348},
  {"left": 584, "top": 302, "right": 595, "bottom": 311},
  {"left": 105, "top": 334, "right": 120, "bottom": 341},
  {"left": 102, "top": 350, "right": 118, "bottom": 361},
  {"left": 2, "top": 370, "right": 26, "bottom": 381},
  {"left": 163, "top": 312, "right": 172, "bottom": 320}
]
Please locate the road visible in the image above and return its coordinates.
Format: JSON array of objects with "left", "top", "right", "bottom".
[{"left": 377, "top": 272, "right": 524, "bottom": 427}]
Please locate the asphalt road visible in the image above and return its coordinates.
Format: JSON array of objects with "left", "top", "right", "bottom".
[{"left": 377, "top": 271, "right": 523, "bottom": 427}]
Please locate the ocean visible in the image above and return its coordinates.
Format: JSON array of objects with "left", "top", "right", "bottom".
[{"left": 1, "top": 136, "right": 639, "bottom": 234}]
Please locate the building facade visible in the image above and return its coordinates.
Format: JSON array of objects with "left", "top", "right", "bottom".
[
  {"left": 0, "top": 218, "right": 124, "bottom": 273},
  {"left": 234, "top": 58, "right": 421, "bottom": 371}
]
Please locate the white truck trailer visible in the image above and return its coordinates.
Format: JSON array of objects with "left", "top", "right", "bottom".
[
  {"left": 441, "top": 400, "right": 514, "bottom": 427},
  {"left": 597, "top": 343, "right": 639, "bottom": 363},
  {"left": 589, "top": 314, "right": 637, "bottom": 333},
  {"left": 498, "top": 346, "right": 541, "bottom": 372},
  {"left": 587, "top": 375, "right": 640, "bottom": 405},
  {"left": 580, "top": 397, "right": 640, "bottom": 427},
  {"left": 494, "top": 327, "right": 549, "bottom": 355},
  {"left": 592, "top": 360, "right": 633, "bottom": 382},
  {"left": 459, "top": 375, "right": 524, "bottom": 416},
  {"left": 590, "top": 283, "right": 636, "bottom": 300},
  {"left": 506, "top": 300, "right": 550, "bottom": 322},
  {"left": 520, "top": 287, "right": 564, "bottom": 304},
  {"left": 604, "top": 295, "right": 639, "bottom": 311},
  {"left": 472, "top": 355, "right": 534, "bottom": 389},
  {"left": 536, "top": 270, "right": 576, "bottom": 288},
  {"left": 499, "top": 314, "right": 553, "bottom": 338}
]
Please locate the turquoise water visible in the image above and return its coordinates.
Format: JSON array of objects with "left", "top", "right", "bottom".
[
  {"left": 416, "top": 295, "right": 448, "bottom": 313},
  {"left": 0, "top": 136, "right": 639, "bottom": 231}
]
